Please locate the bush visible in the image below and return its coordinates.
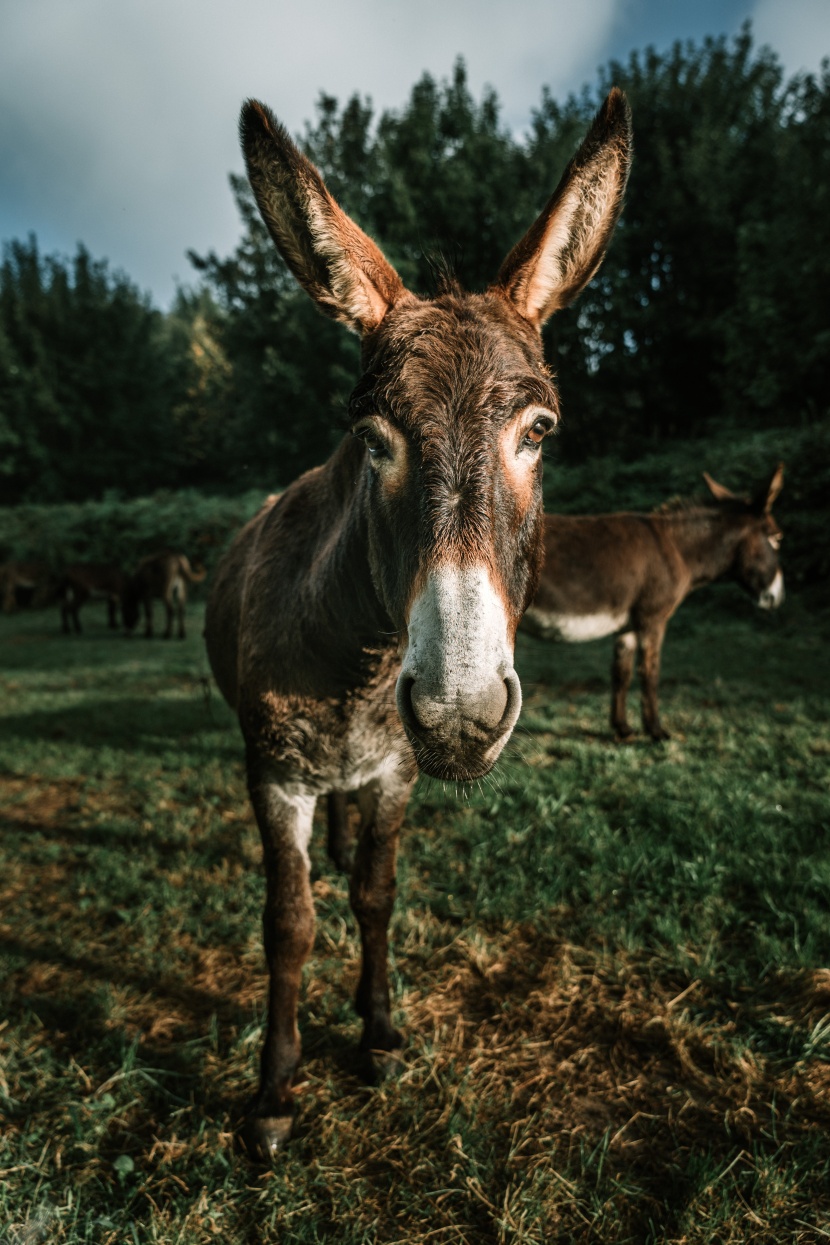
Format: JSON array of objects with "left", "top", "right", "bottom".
[{"left": 0, "top": 489, "right": 267, "bottom": 580}]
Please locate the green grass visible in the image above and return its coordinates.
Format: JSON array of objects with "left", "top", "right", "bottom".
[{"left": 1, "top": 591, "right": 830, "bottom": 1243}]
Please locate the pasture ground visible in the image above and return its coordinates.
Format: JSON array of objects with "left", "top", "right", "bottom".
[{"left": 1, "top": 592, "right": 829, "bottom": 1243}]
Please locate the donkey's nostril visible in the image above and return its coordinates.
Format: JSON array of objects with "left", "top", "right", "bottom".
[
  {"left": 398, "top": 675, "right": 417, "bottom": 727},
  {"left": 476, "top": 676, "right": 509, "bottom": 731},
  {"left": 499, "top": 670, "right": 522, "bottom": 733}
]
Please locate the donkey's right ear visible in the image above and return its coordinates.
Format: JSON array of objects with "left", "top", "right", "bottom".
[
  {"left": 494, "top": 88, "right": 632, "bottom": 330},
  {"left": 754, "top": 462, "right": 784, "bottom": 513},
  {"left": 240, "top": 100, "right": 408, "bottom": 336}
]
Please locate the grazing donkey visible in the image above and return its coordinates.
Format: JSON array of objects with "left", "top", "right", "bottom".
[
  {"left": 122, "top": 551, "right": 206, "bottom": 639},
  {"left": 521, "top": 465, "right": 785, "bottom": 740},
  {"left": 204, "top": 89, "right": 631, "bottom": 1157},
  {"left": 57, "top": 563, "right": 126, "bottom": 633}
]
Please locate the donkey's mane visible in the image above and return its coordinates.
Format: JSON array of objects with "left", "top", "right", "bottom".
[
  {"left": 652, "top": 494, "right": 747, "bottom": 516},
  {"left": 653, "top": 495, "right": 708, "bottom": 514}
]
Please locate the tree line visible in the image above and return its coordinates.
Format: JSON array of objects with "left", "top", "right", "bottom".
[{"left": 1, "top": 26, "right": 827, "bottom": 505}]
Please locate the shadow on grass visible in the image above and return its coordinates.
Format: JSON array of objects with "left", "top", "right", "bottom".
[
  {"left": 0, "top": 695, "right": 237, "bottom": 756},
  {"left": 1, "top": 925, "right": 367, "bottom": 1130},
  {"left": 0, "top": 808, "right": 241, "bottom": 867}
]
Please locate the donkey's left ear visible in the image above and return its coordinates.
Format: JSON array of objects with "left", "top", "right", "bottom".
[
  {"left": 702, "top": 472, "right": 737, "bottom": 502},
  {"left": 754, "top": 462, "right": 784, "bottom": 513},
  {"left": 493, "top": 88, "right": 632, "bottom": 329}
]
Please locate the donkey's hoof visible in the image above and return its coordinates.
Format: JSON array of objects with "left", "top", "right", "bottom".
[
  {"left": 613, "top": 724, "right": 635, "bottom": 742},
  {"left": 240, "top": 1113, "right": 294, "bottom": 1161},
  {"left": 366, "top": 1046, "right": 406, "bottom": 1085},
  {"left": 330, "top": 847, "right": 355, "bottom": 876},
  {"left": 649, "top": 727, "right": 671, "bottom": 742}
]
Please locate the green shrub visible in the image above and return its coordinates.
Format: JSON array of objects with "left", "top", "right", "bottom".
[{"left": 0, "top": 488, "right": 266, "bottom": 578}]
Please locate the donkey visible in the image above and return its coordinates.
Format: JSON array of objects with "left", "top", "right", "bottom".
[
  {"left": 0, "top": 561, "right": 55, "bottom": 613},
  {"left": 521, "top": 465, "right": 784, "bottom": 740},
  {"left": 204, "top": 89, "right": 631, "bottom": 1158},
  {"left": 57, "top": 563, "right": 126, "bottom": 633},
  {"left": 122, "top": 551, "right": 206, "bottom": 640}
]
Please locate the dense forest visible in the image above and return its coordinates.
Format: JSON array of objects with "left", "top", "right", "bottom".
[{"left": 1, "top": 27, "right": 828, "bottom": 505}]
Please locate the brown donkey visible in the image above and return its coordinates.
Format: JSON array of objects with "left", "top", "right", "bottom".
[
  {"left": 204, "top": 90, "right": 631, "bottom": 1157},
  {"left": 0, "top": 561, "right": 55, "bottom": 613},
  {"left": 521, "top": 465, "right": 784, "bottom": 740},
  {"left": 122, "top": 551, "right": 206, "bottom": 639},
  {"left": 57, "top": 563, "right": 126, "bottom": 633}
]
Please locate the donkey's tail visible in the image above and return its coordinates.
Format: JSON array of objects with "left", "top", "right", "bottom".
[{"left": 179, "top": 555, "right": 207, "bottom": 583}]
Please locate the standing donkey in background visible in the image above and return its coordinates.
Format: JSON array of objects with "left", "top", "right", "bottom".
[
  {"left": 58, "top": 563, "right": 126, "bottom": 633},
  {"left": 205, "top": 89, "right": 631, "bottom": 1158},
  {"left": 521, "top": 465, "right": 785, "bottom": 740},
  {"left": 122, "top": 551, "right": 206, "bottom": 640}
]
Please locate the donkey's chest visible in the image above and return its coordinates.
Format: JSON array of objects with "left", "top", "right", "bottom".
[{"left": 242, "top": 654, "right": 411, "bottom": 793}]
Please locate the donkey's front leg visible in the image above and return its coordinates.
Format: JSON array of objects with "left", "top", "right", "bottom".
[
  {"left": 244, "top": 756, "right": 316, "bottom": 1158},
  {"left": 350, "top": 777, "right": 413, "bottom": 1079},
  {"left": 638, "top": 623, "right": 670, "bottom": 741}
]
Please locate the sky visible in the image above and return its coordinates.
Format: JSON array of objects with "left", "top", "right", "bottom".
[{"left": 1, "top": 0, "right": 828, "bottom": 309}]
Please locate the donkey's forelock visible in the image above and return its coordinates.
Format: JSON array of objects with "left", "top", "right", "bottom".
[{"left": 358, "top": 293, "right": 559, "bottom": 423}]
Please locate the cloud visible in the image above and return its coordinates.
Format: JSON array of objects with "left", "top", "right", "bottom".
[
  {"left": 751, "top": 0, "right": 830, "bottom": 77},
  {"left": 0, "top": 0, "right": 620, "bottom": 306}
]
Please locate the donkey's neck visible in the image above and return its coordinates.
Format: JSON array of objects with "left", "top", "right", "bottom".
[
  {"left": 663, "top": 508, "right": 745, "bottom": 587},
  {"left": 288, "top": 436, "right": 395, "bottom": 682}
]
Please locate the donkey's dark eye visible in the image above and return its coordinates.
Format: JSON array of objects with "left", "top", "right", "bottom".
[
  {"left": 353, "top": 425, "right": 388, "bottom": 459},
  {"left": 522, "top": 418, "right": 553, "bottom": 450}
]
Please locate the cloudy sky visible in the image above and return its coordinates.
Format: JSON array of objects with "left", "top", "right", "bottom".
[{"left": 1, "top": 0, "right": 827, "bottom": 307}]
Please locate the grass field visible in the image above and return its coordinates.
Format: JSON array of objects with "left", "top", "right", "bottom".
[{"left": 1, "top": 590, "right": 829, "bottom": 1244}]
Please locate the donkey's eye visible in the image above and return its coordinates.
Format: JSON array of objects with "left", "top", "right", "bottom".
[
  {"left": 522, "top": 417, "right": 554, "bottom": 451},
  {"left": 353, "top": 425, "right": 389, "bottom": 459}
]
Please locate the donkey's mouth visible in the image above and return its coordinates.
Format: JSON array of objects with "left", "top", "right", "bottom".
[
  {"left": 408, "top": 737, "right": 508, "bottom": 783},
  {"left": 396, "top": 671, "right": 522, "bottom": 781}
]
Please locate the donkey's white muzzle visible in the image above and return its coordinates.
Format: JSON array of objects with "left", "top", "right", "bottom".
[
  {"left": 396, "top": 564, "right": 522, "bottom": 778},
  {"left": 758, "top": 569, "right": 784, "bottom": 610}
]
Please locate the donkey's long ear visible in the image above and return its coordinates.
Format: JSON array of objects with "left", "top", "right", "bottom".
[
  {"left": 753, "top": 462, "right": 784, "bottom": 513},
  {"left": 493, "top": 88, "right": 632, "bottom": 329},
  {"left": 240, "top": 100, "right": 407, "bottom": 335},
  {"left": 702, "top": 472, "right": 738, "bottom": 502}
]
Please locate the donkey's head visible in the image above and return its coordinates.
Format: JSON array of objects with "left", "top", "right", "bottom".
[
  {"left": 241, "top": 92, "right": 631, "bottom": 779},
  {"left": 703, "top": 464, "right": 785, "bottom": 610}
]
